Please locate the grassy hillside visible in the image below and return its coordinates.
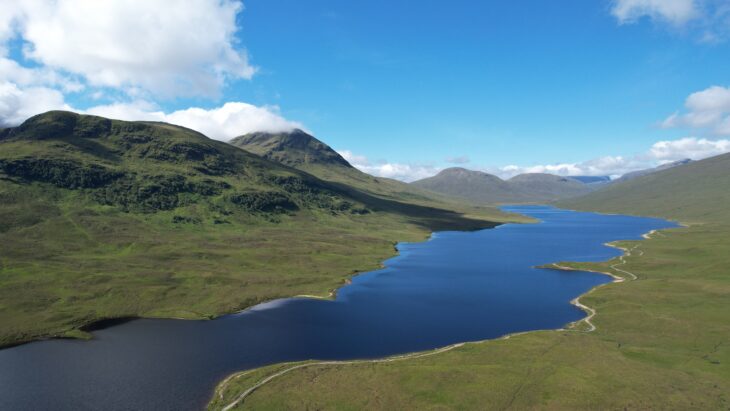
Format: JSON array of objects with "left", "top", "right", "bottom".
[
  {"left": 0, "top": 111, "right": 518, "bottom": 347},
  {"left": 209, "top": 154, "right": 730, "bottom": 410},
  {"left": 559, "top": 152, "right": 730, "bottom": 223},
  {"left": 230, "top": 130, "right": 510, "bottom": 220},
  {"left": 411, "top": 167, "right": 593, "bottom": 204}
]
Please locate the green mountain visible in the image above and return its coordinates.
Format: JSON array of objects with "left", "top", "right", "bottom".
[
  {"left": 230, "top": 129, "right": 488, "bottom": 213},
  {"left": 559, "top": 153, "right": 730, "bottom": 222},
  {"left": 0, "top": 112, "right": 373, "bottom": 218},
  {"left": 411, "top": 167, "right": 593, "bottom": 204},
  {"left": 0, "top": 111, "right": 515, "bottom": 347}
]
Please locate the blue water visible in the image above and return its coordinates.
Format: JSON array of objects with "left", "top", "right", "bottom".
[{"left": 0, "top": 206, "right": 677, "bottom": 410}]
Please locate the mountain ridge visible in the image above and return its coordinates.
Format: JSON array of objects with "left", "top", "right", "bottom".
[{"left": 411, "top": 167, "right": 593, "bottom": 204}]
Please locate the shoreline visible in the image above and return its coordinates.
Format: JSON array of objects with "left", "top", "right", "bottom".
[
  {"left": 210, "top": 226, "right": 669, "bottom": 410},
  {"left": 0, "top": 224, "right": 464, "bottom": 350}
]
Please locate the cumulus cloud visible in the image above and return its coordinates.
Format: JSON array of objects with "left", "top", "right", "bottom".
[
  {"left": 85, "top": 101, "right": 302, "bottom": 140},
  {"left": 0, "top": 0, "right": 306, "bottom": 137},
  {"left": 0, "top": 82, "right": 70, "bottom": 127},
  {"left": 338, "top": 150, "right": 441, "bottom": 182},
  {"left": 337, "top": 134, "right": 730, "bottom": 183},
  {"left": 649, "top": 137, "right": 730, "bottom": 160},
  {"left": 611, "top": 0, "right": 730, "bottom": 41},
  {"left": 488, "top": 136, "right": 730, "bottom": 179},
  {"left": 1, "top": 0, "right": 255, "bottom": 98},
  {"left": 662, "top": 86, "right": 730, "bottom": 135},
  {"left": 490, "top": 155, "right": 646, "bottom": 179},
  {"left": 612, "top": 0, "right": 699, "bottom": 25}
]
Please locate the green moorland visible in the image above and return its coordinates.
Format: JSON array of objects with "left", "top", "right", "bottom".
[
  {"left": 209, "top": 154, "right": 730, "bottom": 410},
  {"left": 0, "top": 111, "right": 521, "bottom": 347}
]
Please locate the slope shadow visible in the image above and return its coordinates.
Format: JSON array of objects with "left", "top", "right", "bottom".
[{"left": 328, "top": 181, "right": 500, "bottom": 232}]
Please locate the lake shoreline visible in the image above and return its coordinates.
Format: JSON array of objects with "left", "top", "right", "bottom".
[
  {"left": 0, "top": 223, "right": 496, "bottom": 351},
  {"left": 208, "top": 224, "right": 673, "bottom": 410}
]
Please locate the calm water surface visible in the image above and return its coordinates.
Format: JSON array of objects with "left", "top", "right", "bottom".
[{"left": 0, "top": 206, "right": 677, "bottom": 410}]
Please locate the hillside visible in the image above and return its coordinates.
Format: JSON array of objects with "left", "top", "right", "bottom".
[
  {"left": 559, "top": 153, "right": 730, "bottom": 222},
  {"left": 411, "top": 168, "right": 593, "bottom": 204},
  {"left": 614, "top": 158, "right": 692, "bottom": 184},
  {"left": 230, "top": 130, "right": 497, "bottom": 215},
  {"left": 230, "top": 129, "right": 351, "bottom": 169},
  {"left": 0, "top": 111, "right": 515, "bottom": 347}
]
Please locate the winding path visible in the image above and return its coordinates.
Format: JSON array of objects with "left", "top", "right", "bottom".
[
  {"left": 215, "top": 232, "right": 657, "bottom": 410},
  {"left": 218, "top": 343, "right": 465, "bottom": 411}
]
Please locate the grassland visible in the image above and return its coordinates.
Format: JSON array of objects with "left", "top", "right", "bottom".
[
  {"left": 0, "top": 111, "right": 522, "bottom": 347},
  {"left": 208, "top": 155, "right": 730, "bottom": 410}
]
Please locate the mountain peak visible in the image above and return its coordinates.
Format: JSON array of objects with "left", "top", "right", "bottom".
[{"left": 229, "top": 129, "right": 352, "bottom": 168}]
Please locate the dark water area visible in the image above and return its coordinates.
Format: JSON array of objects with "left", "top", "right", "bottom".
[{"left": 0, "top": 206, "right": 677, "bottom": 410}]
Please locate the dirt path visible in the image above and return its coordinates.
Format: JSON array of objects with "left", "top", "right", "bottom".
[
  {"left": 215, "top": 232, "right": 656, "bottom": 410},
  {"left": 218, "top": 343, "right": 465, "bottom": 411}
]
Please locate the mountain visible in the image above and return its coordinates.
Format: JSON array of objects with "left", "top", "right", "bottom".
[
  {"left": 230, "top": 129, "right": 483, "bottom": 211},
  {"left": 0, "top": 111, "right": 514, "bottom": 347},
  {"left": 410, "top": 168, "right": 517, "bottom": 202},
  {"left": 0, "top": 112, "right": 366, "bottom": 216},
  {"left": 508, "top": 173, "right": 593, "bottom": 200},
  {"left": 615, "top": 159, "right": 692, "bottom": 183},
  {"left": 230, "top": 129, "right": 351, "bottom": 169},
  {"left": 559, "top": 153, "right": 729, "bottom": 222},
  {"left": 411, "top": 168, "right": 593, "bottom": 204}
]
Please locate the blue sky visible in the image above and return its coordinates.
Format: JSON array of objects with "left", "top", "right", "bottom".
[{"left": 2, "top": 0, "right": 730, "bottom": 180}]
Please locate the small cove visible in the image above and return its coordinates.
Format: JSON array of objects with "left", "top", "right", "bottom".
[{"left": 0, "top": 206, "right": 678, "bottom": 410}]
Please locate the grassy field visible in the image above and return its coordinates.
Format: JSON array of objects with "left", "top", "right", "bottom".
[
  {"left": 0, "top": 112, "right": 523, "bottom": 347},
  {"left": 208, "top": 155, "right": 730, "bottom": 410}
]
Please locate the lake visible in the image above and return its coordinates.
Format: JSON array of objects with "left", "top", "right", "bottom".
[{"left": 0, "top": 206, "right": 677, "bottom": 410}]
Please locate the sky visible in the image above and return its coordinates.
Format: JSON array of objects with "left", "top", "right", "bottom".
[{"left": 1, "top": 0, "right": 730, "bottom": 181}]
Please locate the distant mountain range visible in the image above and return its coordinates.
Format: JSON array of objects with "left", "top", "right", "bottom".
[
  {"left": 407, "top": 160, "right": 694, "bottom": 205},
  {"left": 410, "top": 168, "right": 594, "bottom": 204}
]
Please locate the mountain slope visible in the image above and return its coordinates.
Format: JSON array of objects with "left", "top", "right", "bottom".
[
  {"left": 0, "top": 111, "right": 515, "bottom": 347},
  {"left": 614, "top": 158, "right": 692, "bottom": 184},
  {"left": 508, "top": 173, "right": 593, "bottom": 201},
  {"left": 559, "top": 153, "right": 730, "bottom": 222},
  {"left": 411, "top": 168, "right": 593, "bottom": 204},
  {"left": 410, "top": 168, "right": 523, "bottom": 203},
  {"left": 229, "top": 130, "right": 497, "bottom": 214},
  {"left": 230, "top": 129, "right": 351, "bottom": 169}
]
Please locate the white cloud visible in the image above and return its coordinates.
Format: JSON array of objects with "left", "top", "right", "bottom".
[
  {"left": 662, "top": 86, "right": 730, "bottom": 135},
  {"left": 0, "top": 82, "right": 70, "bottom": 127},
  {"left": 2, "top": 0, "right": 255, "bottom": 98},
  {"left": 339, "top": 150, "right": 441, "bottom": 182},
  {"left": 0, "top": 1, "right": 304, "bottom": 138},
  {"left": 487, "top": 155, "right": 645, "bottom": 179},
  {"left": 649, "top": 137, "right": 730, "bottom": 160},
  {"left": 85, "top": 101, "right": 303, "bottom": 140},
  {"left": 611, "top": 0, "right": 730, "bottom": 41},
  {"left": 612, "top": 0, "right": 699, "bottom": 25},
  {"left": 339, "top": 134, "right": 730, "bottom": 183}
]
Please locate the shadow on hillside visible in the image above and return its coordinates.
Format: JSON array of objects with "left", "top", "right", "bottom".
[{"left": 330, "top": 182, "right": 500, "bottom": 232}]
